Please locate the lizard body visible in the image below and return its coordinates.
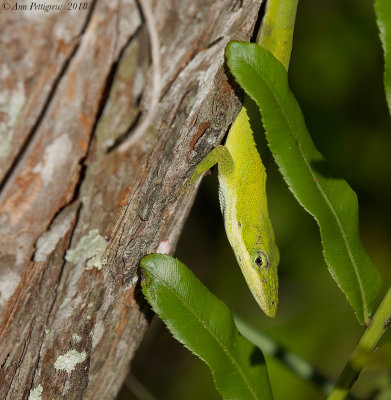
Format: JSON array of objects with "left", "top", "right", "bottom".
[
  {"left": 186, "top": 0, "right": 298, "bottom": 317},
  {"left": 187, "top": 100, "right": 279, "bottom": 317}
]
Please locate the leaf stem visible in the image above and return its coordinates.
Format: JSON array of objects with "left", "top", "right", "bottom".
[
  {"left": 327, "top": 287, "right": 391, "bottom": 400},
  {"left": 234, "top": 316, "right": 335, "bottom": 396}
]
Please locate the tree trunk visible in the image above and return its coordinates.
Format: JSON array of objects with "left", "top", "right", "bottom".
[{"left": 0, "top": 0, "right": 262, "bottom": 398}]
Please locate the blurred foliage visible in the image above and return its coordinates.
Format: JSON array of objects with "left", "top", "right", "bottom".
[{"left": 120, "top": 0, "right": 391, "bottom": 399}]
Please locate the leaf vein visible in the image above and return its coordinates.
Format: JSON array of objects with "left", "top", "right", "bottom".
[
  {"left": 146, "top": 268, "right": 260, "bottom": 400},
  {"left": 241, "top": 54, "right": 367, "bottom": 319}
]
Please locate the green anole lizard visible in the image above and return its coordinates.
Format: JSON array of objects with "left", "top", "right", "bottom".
[
  {"left": 186, "top": 0, "right": 298, "bottom": 318},
  {"left": 187, "top": 100, "right": 279, "bottom": 317}
]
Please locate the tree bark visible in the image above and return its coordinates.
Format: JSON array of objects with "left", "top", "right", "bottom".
[{"left": 0, "top": 0, "right": 262, "bottom": 398}]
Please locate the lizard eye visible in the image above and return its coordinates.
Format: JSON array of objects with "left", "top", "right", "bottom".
[
  {"left": 255, "top": 257, "right": 263, "bottom": 266},
  {"left": 254, "top": 252, "right": 269, "bottom": 269}
]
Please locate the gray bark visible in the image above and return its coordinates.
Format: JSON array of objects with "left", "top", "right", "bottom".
[{"left": 0, "top": 0, "right": 262, "bottom": 398}]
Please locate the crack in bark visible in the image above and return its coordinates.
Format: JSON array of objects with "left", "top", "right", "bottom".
[
  {"left": 109, "top": 19, "right": 224, "bottom": 153},
  {"left": 0, "top": 351, "right": 9, "bottom": 371},
  {"left": 159, "top": 27, "right": 225, "bottom": 102},
  {"left": 230, "top": 0, "right": 243, "bottom": 12},
  {"left": 17, "top": 329, "right": 31, "bottom": 369},
  {"left": 166, "top": 86, "right": 200, "bottom": 132},
  {"left": 102, "top": 23, "right": 145, "bottom": 153},
  {"left": 5, "top": 321, "right": 32, "bottom": 399},
  {"left": 207, "top": 36, "right": 224, "bottom": 49},
  {"left": 0, "top": 0, "right": 98, "bottom": 195},
  {"left": 30, "top": 7, "right": 136, "bottom": 262},
  {"left": 107, "top": 112, "right": 142, "bottom": 153},
  {"left": 18, "top": 331, "right": 33, "bottom": 400},
  {"left": 159, "top": 47, "right": 203, "bottom": 100},
  {"left": 190, "top": 121, "right": 212, "bottom": 149},
  {"left": 251, "top": 0, "right": 267, "bottom": 43},
  {"left": 117, "top": 0, "right": 162, "bottom": 153},
  {"left": 10, "top": 204, "right": 81, "bottom": 398}
]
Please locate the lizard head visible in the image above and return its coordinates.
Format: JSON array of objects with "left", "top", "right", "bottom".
[
  {"left": 234, "top": 218, "right": 279, "bottom": 318},
  {"left": 248, "top": 244, "right": 279, "bottom": 317}
]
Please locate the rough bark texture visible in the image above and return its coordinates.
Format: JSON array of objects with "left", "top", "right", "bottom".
[{"left": 0, "top": 0, "right": 262, "bottom": 398}]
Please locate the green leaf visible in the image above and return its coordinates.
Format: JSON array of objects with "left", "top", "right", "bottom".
[
  {"left": 375, "top": 0, "right": 391, "bottom": 116},
  {"left": 225, "top": 41, "right": 381, "bottom": 325},
  {"left": 140, "top": 254, "right": 273, "bottom": 400}
]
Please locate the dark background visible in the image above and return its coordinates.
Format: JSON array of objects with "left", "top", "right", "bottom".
[{"left": 121, "top": 0, "right": 391, "bottom": 398}]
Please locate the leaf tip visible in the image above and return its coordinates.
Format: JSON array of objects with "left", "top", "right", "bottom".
[
  {"left": 225, "top": 40, "right": 244, "bottom": 60},
  {"left": 140, "top": 253, "right": 169, "bottom": 271}
]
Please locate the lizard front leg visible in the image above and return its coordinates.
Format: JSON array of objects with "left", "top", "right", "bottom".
[{"left": 187, "top": 145, "right": 234, "bottom": 186}]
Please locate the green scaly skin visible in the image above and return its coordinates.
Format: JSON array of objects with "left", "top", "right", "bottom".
[
  {"left": 258, "top": 0, "right": 298, "bottom": 71},
  {"left": 187, "top": 0, "right": 298, "bottom": 317},
  {"left": 223, "top": 100, "right": 279, "bottom": 317},
  {"left": 187, "top": 97, "right": 279, "bottom": 317}
]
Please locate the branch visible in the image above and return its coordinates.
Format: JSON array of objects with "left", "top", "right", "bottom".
[
  {"left": 328, "top": 288, "right": 391, "bottom": 400},
  {"left": 0, "top": 0, "right": 265, "bottom": 397}
]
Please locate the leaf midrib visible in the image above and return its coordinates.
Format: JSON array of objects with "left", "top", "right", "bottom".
[
  {"left": 238, "top": 54, "right": 368, "bottom": 321},
  {"left": 145, "top": 268, "right": 261, "bottom": 400}
]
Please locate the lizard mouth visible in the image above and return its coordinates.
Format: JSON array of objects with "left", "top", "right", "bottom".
[{"left": 237, "top": 253, "right": 278, "bottom": 318}]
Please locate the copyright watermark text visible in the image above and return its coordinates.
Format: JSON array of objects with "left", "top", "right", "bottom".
[{"left": 2, "top": 1, "right": 89, "bottom": 12}]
